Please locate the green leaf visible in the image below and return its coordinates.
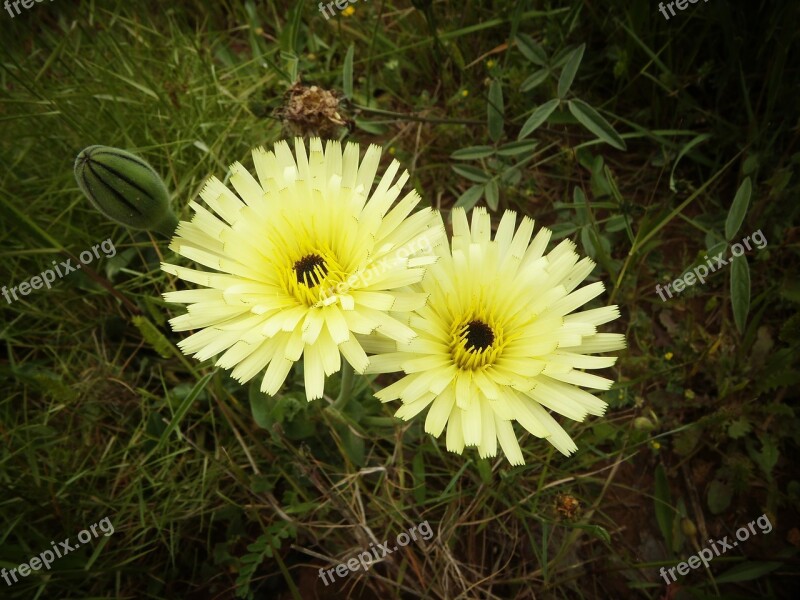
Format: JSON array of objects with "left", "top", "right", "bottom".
[
  {"left": 730, "top": 255, "right": 751, "bottom": 334},
  {"left": 727, "top": 418, "right": 752, "bottom": 439},
  {"left": 282, "top": 51, "right": 299, "bottom": 84},
  {"left": 557, "top": 44, "right": 585, "bottom": 98},
  {"left": 487, "top": 79, "right": 504, "bottom": 142},
  {"left": 249, "top": 381, "right": 273, "bottom": 429},
  {"left": 132, "top": 316, "right": 173, "bottom": 359},
  {"left": 669, "top": 133, "right": 711, "bottom": 193},
  {"left": 725, "top": 177, "right": 753, "bottom": 240},
  {"left": 342, "top": 44, "right": 355, "bottom": 99},
  {"left": 500, "top": 166, "right": 521, "bottom": 186},
  {"left": 454, "top": 185, "right": 485, "bottom": 209},
  {"left": 750, "top": 437, "right": 779, "bottom": 476},
  {"left": 570, "top": 523, "right": 612, "bottom": 544},
  {"left": 706, "top": 240, "right": 728, "bottom": 257},
  {"left": 551, "top": 46, "right": 575, "bottom": 69},
  {"left": 354, "top": 118, "right": 388, "bottom": 135},
  {"left": 340, "top": 425, "right": 365, "bottom": 466},
  {"left": 573, "top": 186, "right": 589, "bottom": 225},
  {"left": 654, "top": 464, "right": 675, "bottom": 548},
  {"left": 715, "top": 561, "right": 783, "bottom": 584},
  {"left": 484, "top": 179, "right": 499, "bottom": 210},
  {"left": 496, "top": 140, "right": 538, "bottom": 157},
  {"left": 515, "top": 34, "right": 547, "bottom": 66},
  {"left": 452, "top": 164, "right": 491, "bottom": 183},
  {"left": 567, "top": 99, "right": 627, "bottom": 150},
  {"left": 476, "top": 458, "right": 492, "bottom": 484},
  {"left": 707, "top": 479, "right": 733, "bottom": 514},
  {"left": 520, "top": 69, "right": 549, "bottom": 92},
  {"left": 518, "top": 98, "right": 559, "bottom": 139},
  {"left": 451, "top": 145, "right": 494, "bottom": 160}
]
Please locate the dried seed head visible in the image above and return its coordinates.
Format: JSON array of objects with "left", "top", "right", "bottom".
[{"left": 277, "top": 82, "right": 350, "bottom": 137}]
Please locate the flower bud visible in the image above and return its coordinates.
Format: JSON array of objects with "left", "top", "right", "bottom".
[
  {"left": 74, "top": 145, "right": 177, "bottom": 237},
  {"left": 681, "top": 517, "right": 697, "bottom": 537}
]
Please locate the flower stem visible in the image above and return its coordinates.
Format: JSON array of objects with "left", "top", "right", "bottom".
[
  {"left": 331, "top": 361, "right": 354, "bottom": 412},
  {"left": 361, "top": 416, "right": 397, "bottom": 427}
]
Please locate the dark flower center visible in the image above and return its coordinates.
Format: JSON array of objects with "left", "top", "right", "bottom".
[
  {"left": 294, "top": 254, "right": 327, "bottom": 286},
  {"left": 465, "top": 320, "right": 495, "bottom": 351}
]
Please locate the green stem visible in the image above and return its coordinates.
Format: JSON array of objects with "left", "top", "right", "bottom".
[
  {"left": 331, "top": 361, "right": 354, "bottom": 412},
  {"left": 361, "top": 416, "right": 397, "bottom": 427}
]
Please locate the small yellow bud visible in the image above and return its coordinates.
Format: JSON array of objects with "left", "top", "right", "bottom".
[{"left": 681, "top": 518, "right": 697, "bottom": 537}]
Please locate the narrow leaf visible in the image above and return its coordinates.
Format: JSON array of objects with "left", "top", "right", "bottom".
[
  {"left": 487, "top": 79, "right": 504, "bottom": 142},
  {"left": 484, "top": 180, "right": 499, "bottom": 210},
  {"left": 567, "top": 99, "right": 627, "bottom": 150},
  {"left": 707, "top": 479, "right": 733, "bottom": 514},
  {"left": 515, "top": 34, "right": 547, "bottom": 66},
  {"left": 451, "top": 145, "right": 494, "bottom": 160},
  {"left": 730, "top": 254, "right": 751, "bottom": 334},
  {"left": 557, "top": 44, "right": 585, "bottom": 98},
  {"left": 518, "top": 98, "right": 559, "bottom": 139},
  {"left": 249, "top": 383, "right": 272, "bottom": 429},
  {"left": 725, "top": 177, "right": 753, "bottom": 240},
  {"left": 573, "top": 186, "right": 589, "bottom": 225},
  {"left": 669, "top": 133, "right": 711, "bottom": 192},
  {"left": 654, "top": 464, "right": 674, "bottom": 548},
  {"left": 452, "top": 164, "right": 491, "bottom": 183},
  {"left": 521, "top": 69, "right": 549, "bottom": 92},
  {"left": 715, "top": 561, "right": 783, "bottom": 584},
  {"left": 454, "top": 185, "right": 485, "bottom": 210},
  {"left": 496, "top": 140, "right": 538, "bottom": 157},
  {"left": 343, "top": 44, "right": 355, "bottom": 99}
]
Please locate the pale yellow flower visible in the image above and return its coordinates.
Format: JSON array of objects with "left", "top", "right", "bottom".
[
  {"left": 365, "top": 207, "right": 624, "bottom": 464},
  {"left": 162, "top": 138, "right": 444, "bottom": 400}
]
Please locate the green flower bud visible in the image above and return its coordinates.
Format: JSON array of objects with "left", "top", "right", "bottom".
[
  {"left": 633, "top": 416, "right": 655, "bottom": 431},
  {"left": 74, "top": 145, "right": 178, "bottom": 237}
]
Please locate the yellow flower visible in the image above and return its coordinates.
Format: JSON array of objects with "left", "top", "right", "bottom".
[
  {"left": 342, "top": 5, "right": 355, "bottom": 16},
  {"left": 461, "top": 89, "right": 469, "bottom": 97},
  {"left": 664, "top": 351, "right": 673, "bottom": 360},
  {"left": 486, "top": 59, "right": 496, "bottom": 69},
  {"left": 162, "top": 138, "right": 444, "bottom": 400},
  {"left": 366, "top": 207, "right": 624, "bottom": 464}
]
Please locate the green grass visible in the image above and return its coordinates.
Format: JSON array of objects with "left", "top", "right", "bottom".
[{"left": 1, "top": 1, "right": 799, "bottom": 598}]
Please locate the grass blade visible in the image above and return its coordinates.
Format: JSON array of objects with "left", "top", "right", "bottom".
[{"left": 730, "top": 255, "right": 751, "bottom": 334}]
